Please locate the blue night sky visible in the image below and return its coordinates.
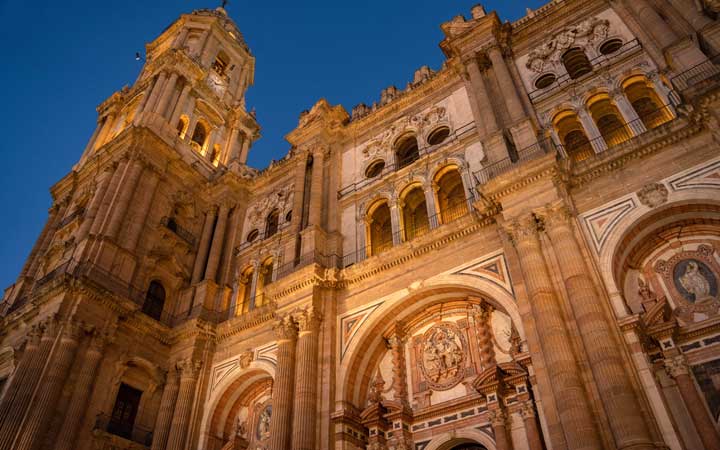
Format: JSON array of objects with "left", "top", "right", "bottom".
[{"left": 0, "top": 0, "right": 547, "bottom": 290}]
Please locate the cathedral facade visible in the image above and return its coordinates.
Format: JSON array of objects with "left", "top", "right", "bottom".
[{"left": 2, "top": 1, "right": 720, "bottom": 449}]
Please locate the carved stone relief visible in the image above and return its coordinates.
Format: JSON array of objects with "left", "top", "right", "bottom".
[
  {"left": 419, "top": 322, "right": 467, "bottom": 390},
  {"left": 246, "top": 184, "right": 294, "bottom": 230}
]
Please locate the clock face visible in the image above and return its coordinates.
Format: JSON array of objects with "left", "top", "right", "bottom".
[{"left": 208, "top": 71, "right": 227, "bottom": 96}]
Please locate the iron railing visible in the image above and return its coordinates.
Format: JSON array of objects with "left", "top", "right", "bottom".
[
  {"left": 528, "top": 39, "right": 642, "bottom": 103},
  {"left": 342, "top": 198, "right": 473, "bottom": 268},
  {"left": 337, "top": 122, "right": 476, "bottom": 198},
  {"left": 160, "top": 217, "right": 196, "bottom": 247},
  {"left": 671, "top": 54, "right": 720, "bottom": 91},
  {"left": 473, "top": 137, "right": 556, "bottom": 185},
  {"left": 94, "top": 413, "right": 153, "bottom": 447}
]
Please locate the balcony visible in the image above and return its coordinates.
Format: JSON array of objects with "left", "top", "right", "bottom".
[
  {"left": 671, "top": 54, "right": 720, "bottom": 92},
  {"left": 338, "top": 122, "right": 477, "bottom": 199},
  {"left": 528, "top": 39, "right": 643, "bottom": 104},
  {"left": 93, "top": 413, "right": 153, "bottom": 448}
]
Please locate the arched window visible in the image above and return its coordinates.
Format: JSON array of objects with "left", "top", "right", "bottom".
[
  {"left": 190, "top": 122, "right": 208, "bottom": 152},
  {"left": 239, "top": 267, "right": 254, "bottom": 315},
  {"left": 553, "top": 111, "right": 594, "bottom": 162},
  {"left": 395, "top": 135, "right": 420, "bottom": 169},
  {"left": 256, "top": 258, "right": 274, "bottom": 308},
  {"left": 401, "top": 186, "right": 429, "bottom": 241},
  {"left": 176, "top": 115, "right": 189, "bottom": 139},
  {"left": 367, "top": 201, "right": 393, "bottom": 256},
  {"left": 141, "top": 280, "right": 165, "bottom": 321},
  {"left": 599, "top": 39, "right": 623, "bottom": 55},
  {"left": 588, "top": 96, "right": 631, "bottom": 147},
  {"left": 365, "top": 160, "right": 385, "bottom": 178},
  {"left": 535, "top": 73, "right": 557, "bottom": 90},
  {"left": 435, "top": 167, "right": 467, "bottom": 224},
  {"left": 246, "top": 229, "right": 259, "bottom": 243},
  {"left": 427, "top": 127, "right": 450, "bottom": 146},
  {"left": 622, "top": 76, "right": 673, "bottom": 130},
  {"left": 265, "top": 209, "right": 280, "bottom": 238},
  {"left": 212, "top": 51, "right": 230, "bottom": 77},
  {"left": 562, "top": 48, "right": 592, "bottom": 79}
]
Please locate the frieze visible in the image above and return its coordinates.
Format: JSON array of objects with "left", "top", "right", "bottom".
[{"left": 526, "top": 16, "right": 609, "bottom": 73}]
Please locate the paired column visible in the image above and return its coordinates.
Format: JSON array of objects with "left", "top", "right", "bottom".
[
  {"left": 488, "top": 408, "right": 513, "bottom": 450},
  {"left": 151, "top": 366, "right": 180, "bottom": 450},
  {"left": 169, "top": 83, "right": 192, "bottom": 128},
  {"left": 143, "top": 72, "right": 169, "bottom": 118},
  {"left": 89, "top": 157, "right": 129, "bottom": 237},
  {"left": 465, "top": 56, "right": 499, "bottom": 136},
  {"left": 539, "top": 203, "right": 654, "bottom": 449},
  {"left": 504, "top": 215, "right": 602, "bottom": 450},
  {"left": 105, "top": 156, "right": 145, "bottom": 240},
  {"left": 665, "top": 355, "right": 720, "bottom": 450},
  {"left": 292, "top": 309, "right": 322, "bottom": 450},
  {"left": 122, "top": 166, "right": 161, "bottom": 251},
  {"left": 268, "top": 316, "right": 298, "bottom": 450},
  {"left": 192, "top": 207, "right": 218, "bottom": 284},
  {"left": 520, "top": 401, "right": 545, "bottom": 450},
  {"left": 0, "top": 326, "right": 42, "bottom": 432},
  {"left": 54, "top": 330, "right": 108, "bottom": 450},
  {"left": 487, "top": 45, "right": 525, "bottom": 124},
  {"left": 13, "top": 321, "right": 83, "bottom": 450},
  {"left": 165, "top": 359, "right": 202, "bottom": 450},
  {"left": 0, "top": 320, "right": 58, "bottom": 450},
  {"left": 75, "top": 165, "right": 114, "bottom": 242},
  {"left": 155, "top": 73, "right": 179, "bottom": 119},
  {"left": 205, "top": 203, "right": 231, "bottom": 282}
]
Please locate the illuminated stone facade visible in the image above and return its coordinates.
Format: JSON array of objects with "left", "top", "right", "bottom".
[{"left": 2, "top": 1, "right": 720, "bottom": 449}]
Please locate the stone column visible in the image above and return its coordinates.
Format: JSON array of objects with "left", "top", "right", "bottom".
[
  {"left": 520, "top": 401, "right": 544, "bottom": 450},
  {"left": 504, "top": 215, "right": 602, "bottom": 450},
  {"left": 388, "top": 325, "right": 410, "bottom": 408},
  {"left": 0, "top": 327, "right": 41, "bottom": 432},
  {"left": 219, "top": 207, "right": 242, "bottom": 287},
  {"left": 172, "top": 27, "right": 189, "bottom": 49},
  {"left": 192, "top": 207, "right": 218, "bottom": 284},
  {"left": 155, "top": 73, "right": 179, "bottom": 118},
  {"left": 247, "top": 261, "right": 260, "bottom": 310},
  {"left": 475, "top": 304, "right": 497, "bottom": 371},
  {"left": 132, "top": 81, "right": 154, "bottom": 126},
  {"left": 625, "top": 0, "right": 678, "bottom": 48},
  {"left": 424, "top": 184, "right": 439, "bottom": 229},
  {"left": 239, "top": 135, "right": 252, "bottom": 164},
  {"left": 465, "top": 56, "right": 499, "bottom": 135},
  {"left": 13, "top": 321, "right": 83, "bottom": 450},
  {"left": 488, "top": 408, "right": 513, "bottom": 450},
  {"left": 292, "top": 309, "right": 321, "bottom": 450},
  {"left": 205, "top": 203, "right": 230, "bottom": 282},
  {"left": 54, "top": 331, "right": 107, "bottom": 450},
  {"left": 665, "top": 355, "right": 720, "bottom": 450},
  {"left": 144, "top": 72, "right": 168, "bottom": 117},
  {"left": 487, "top": 45, "right": 525, "bottom": 123},
  {"left": 308, "top": 148, "right": 325, "bottom": 229},
  {"left": 90, "top": 157, "right": 128, "bottom": 236},
  {"left": 75, "top": 165, "right": 114, "bottom": 242},
  {"left": 268, "top": 316, "right": 298, "bottom": 450},
  {"left": 165, "top": 359, "right": 202, "bottom": 450},
  {"left": 169, "top": 83, "right": 192, "bottom": 128},
  {"left": 105, "top": 157, "right": 145, "bottom": 240},
  {"left": 540, "top": 203, "right": 654, "bottom": 449},
  {"left": 123, "top": 167, "right": 161, "bottom": 251},
  {"left": 610, "top": 90, "right": 646, "bottom": 135},
  {"left": 577, "top": 108, "right": 608, "bottom": 153},
  {"left": 226, "top": 127, "right": 242, "bottom": 162},
  {"left": 0, "top": 320, "right": 58, "bottom": 450},
  {"left": 389, "top": 203, "right": 402, "bottom": 245},
  {"left": 151, "top": 366, "right": 180, "bottom": 450}
]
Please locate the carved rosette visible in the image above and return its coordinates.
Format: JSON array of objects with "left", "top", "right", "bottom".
[{"left": 419, "top": 322, "right": 468, "bottom": 390}]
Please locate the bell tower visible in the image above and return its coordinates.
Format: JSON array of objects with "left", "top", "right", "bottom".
[{"left": 79, "top": 6, "right": 260, "bottom": 170}]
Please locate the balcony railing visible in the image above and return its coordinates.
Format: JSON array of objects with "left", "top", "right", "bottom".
[
  {"left": 473, "top": 137, "right": 556, "bottom": 185},
  {"left": 671, "top": 54, "right": 720, "bottom": 91},
  {"left": 338, "top": 122, "right": 477, "bottom": 199},
  {"left": 94, "top": 413, "right": 153, "bottom": 447},
  {"left": 160, "top": 217, "right": 196, "bottom": 247},
  {"left": 342, "top": 197, "right": 473, "bottom": 268},
  {"left": 528, "top": 39, "right": 642, "bottom": 103}
]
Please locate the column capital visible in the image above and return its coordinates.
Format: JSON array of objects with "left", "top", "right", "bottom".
[
  {"left": 520, "top": 400, "right": 537, "bottom": 419},
  {"left": 535, "top": 202, "right": 574, "bottom": 230},
  {"left": 502, "top": 214, "right": 540, "bottom": 245},
  {"left": 664, "top": 354, "right": 690, "bottom": 379},
  {"left": 487, "top": 408, "right": 508, "bottom": 427},
  {"left": 176, "top": 358, "right": 203, "bottom": 380},
  {"left": 273, "top": 315, "right": 299, "bottom": 342},
  {"left": 296, "top": 308, "right": 322, "bottom": 333}
]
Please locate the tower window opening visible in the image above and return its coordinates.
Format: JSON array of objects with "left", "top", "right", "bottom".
[
  {"left": 190, "top": 123, "right": 208, "bottom": 152},
  {"left": 141, "top": 280, "right": 166, "bottom": 321},
  {"left": 265, "top": 209, "right": 280, "bottom": 238},
  {"left": 212, "top": 52, "right": 230, "bottom": 77},
  {"left": 562, "top": 48, "right": 593, "bottom": 79}
]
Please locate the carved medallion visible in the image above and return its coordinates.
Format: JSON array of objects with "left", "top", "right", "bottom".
[
  {"left": 419, "top": 322, "right": 467, "bottom": 390},
  {"left": 637, "top": 183, "right": 669, "bottom": 209}
]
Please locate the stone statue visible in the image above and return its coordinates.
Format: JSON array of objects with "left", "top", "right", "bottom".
[
  {"left": 257, "top": 407, "right": 271, "bottom": 440},
  {"left": 680, "top": 261, "right": 711, "bottom": 301}
]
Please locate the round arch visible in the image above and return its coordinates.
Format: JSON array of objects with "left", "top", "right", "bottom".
[
  {"left": 597, "top": 192, "right": 720, "bottom": 318},
  {"left": 337, "top": 275, "right": 522, "bottom": 407},
  {"left": 424, "top": 428, "right": 496, "bottom": 450},
  {"left": 197, "top": 360, "right": 275, "bottom": 450}
]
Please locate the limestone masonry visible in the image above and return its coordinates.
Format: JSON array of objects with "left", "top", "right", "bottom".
[{"left": 2, "top": 1, "right": 720, "bottom": 449}]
